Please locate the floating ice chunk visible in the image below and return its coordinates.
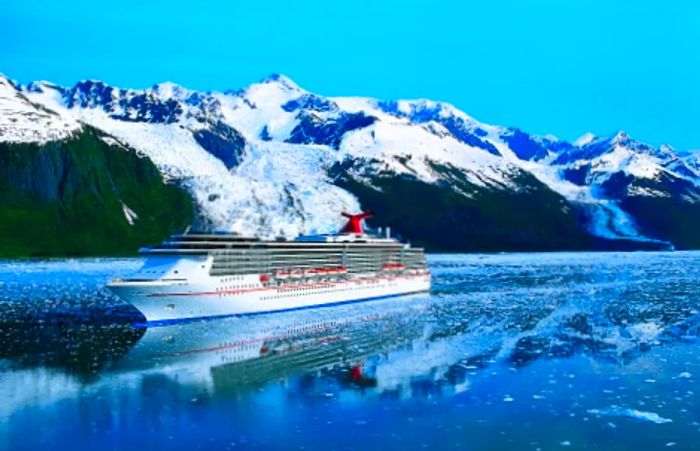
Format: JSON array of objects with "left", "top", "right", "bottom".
[
  {"left": 679, "top": 372, "right": 692, "bottom": 378},
  {"left": 503, "top": 395, "right": 514, "bottom": 402},
  {"left": 587, "top": 406, "right": 672, "bottom": 424},
  {"left": 628, "top": 322, "right": 664, "bottom": 342}
]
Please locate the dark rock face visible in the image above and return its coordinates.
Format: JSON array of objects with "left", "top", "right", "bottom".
[
  {"left": 287, "top": 111, "right": 376, "bottom": 149},
  {"left": 259, "top": 125, "right": 272, "bottom": 141},
  {"left": 552, "top": 141, "right": 613, "bottom": 165},
  {"left": 621, "top": 196, "right": 700, "bottom": 249},
  {"left": 192, "top": 121, "right": 246, "bottom": 169},
  {"left": 64, "top": 81, "right": 183, "bottom": 123},
  {"left": 329, "top": 157, "right": 676, "bottom": 252},
  {"left": 0, "top": 127, "right": 192, "bottom": 256},
  {"left": 560, "top": 164, "right": 591, "bottom": 186},
  {"left": 329, "top": 157, "right": 596, "bottom": 252},
  {"left": 282, "top": 94, "right": 338, "bottom": 113},
  {"left": 500, "top": 128, "right": 560, "bottom": 161},
  {"left": 438, "top": 117, "right": 501, "bottom": 156},
  {"left": 591, "top": 170, "right": 700, "bottom": 248},
  {"left": 598, "top": 172, "right": 634, "bottom": 200}
]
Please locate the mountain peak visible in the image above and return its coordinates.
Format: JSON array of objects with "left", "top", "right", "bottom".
[
  {"left": 25, "top": 80, "right": 62, "bottom": 93},
  {"left": 0, "top": 73, "right": 19, "bottom": 92},
  {"left": 611, "top": 130, "right": 630, "bottom": 144},
  {"left": 573, "top": 132, "right": 596, "bottom": 147},
  {"left": 75, "top": 79, "right": 110, "bottom": 88},
  {"left": 0, "top": 74, "right": 80, "bottom": 144},
  {"left": 377, "top": 98, "right": 476, "bottom": 125},
  {"left": 259, "top": 73, "right": 300, "bottom": 91},
  {"left": 150, "top": 81, "right": 189, "bottom": 100}
]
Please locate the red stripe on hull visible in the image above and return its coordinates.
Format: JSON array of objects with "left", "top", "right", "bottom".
[{"left": 147, "top": 273, "right": 430, "bottom": 298}]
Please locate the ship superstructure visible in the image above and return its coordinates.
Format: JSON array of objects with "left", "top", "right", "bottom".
[{"left": 108, "top": 212, "right": 431, "bottom": 322}]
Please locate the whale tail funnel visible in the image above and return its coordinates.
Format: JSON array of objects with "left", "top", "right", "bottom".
[{"left": 339, "top": 211, "right": 374, "bottom": 234}]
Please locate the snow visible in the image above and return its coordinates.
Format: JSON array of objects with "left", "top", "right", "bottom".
[
  {"left": 329, "top": 96, "right": 520, "bottom": 189},
  {"left": 588, "top": 144, "right": 663, "bottom": 180},
  {"left": 338, "top": 117, "right": 517, "bottom": 189},
  {"left": 24, "top": 78, "right": 359, "bottom": 237},
  {"left": 623, "top": 156, "right": 663, "bottom": 179},
  {"left": 216, "top": 139, "right": 361, "bottom": 237},
  {"left": 0, "top": 75, "right": 80, "bottom": 144},
  {"left": 213, "top": 75, "right": 302, "bottom": 140},
  {"left": 150, "top": 81, "right": 189, "bottom": 100},
  {"left": 99, "top": 136, "right": 125, "bottom": 148},
  {"left": 574, "top": 132, "right": 596, "bottom": 147},
  {"left": 122, "top": 203, "right": 139, "bottom": 225},
  {"left": 628, "top": 186, "right": 669, "bottom": 198},
  {"left": 332, "top": 96, "right": 382, "bottom": 114}
]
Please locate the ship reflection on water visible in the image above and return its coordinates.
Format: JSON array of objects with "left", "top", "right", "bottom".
[
  {"left": 125, "top": 297, "right": 436, "bottom": 396},
  {"left": 0, "top": 295, "right": 483, "bottom": 405}
]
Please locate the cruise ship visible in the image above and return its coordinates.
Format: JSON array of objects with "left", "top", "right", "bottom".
[{"left": 107, "top": 212, "right": 431, "bottom": 322}]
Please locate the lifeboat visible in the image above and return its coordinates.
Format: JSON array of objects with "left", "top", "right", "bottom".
[
  {"left": 275, "top": 270, "right": 290, "bottom": 279},
  {"left": 326, "top": 266, "right": 348, "bottom": 275},
  {"left": 382, "top": 262, "right": 406, "bottom": 271},
  {"left": 290, "top": 269, "right": 303, "bottom": 278}
]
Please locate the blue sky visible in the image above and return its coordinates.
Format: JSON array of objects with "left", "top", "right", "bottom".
[{"left": 1, "top": 0, "right": 699, "bottom": 149}]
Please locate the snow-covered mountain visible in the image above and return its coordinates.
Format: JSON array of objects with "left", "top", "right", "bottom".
[
  {"left": 2, "top": 71, "right": 700, "bottom": 253},
  {"left": 0, "top": 75, "right": 192, "bottom": 256},
  {"left": 0, "top": 76, "right": 80, "bottom": 143}
]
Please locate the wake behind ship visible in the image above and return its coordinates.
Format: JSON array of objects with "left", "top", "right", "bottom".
[{"left": 107, "top": 212, "right": 431, "bottom": 322}]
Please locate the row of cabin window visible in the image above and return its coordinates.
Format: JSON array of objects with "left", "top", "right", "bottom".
[
  {"left": 211, "top": 260, "right": 423, "bottom": 268},
  {"left": 215, "top": 276, "right": 404, "bottom": 296},
  {"left": 217, "top": 283, "right": 257, "bottom": 291},
  {"left": 258, "top": 282, "right": 399, "bottom": 301}
]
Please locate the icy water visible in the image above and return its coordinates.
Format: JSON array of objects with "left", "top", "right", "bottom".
[{"left": 1, "top": 253, "right": 700, "bottom": 450}]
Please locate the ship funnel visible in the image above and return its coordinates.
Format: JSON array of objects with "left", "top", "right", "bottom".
[{"left": 340, "top": 211, "right": 374, "bottom": 234}]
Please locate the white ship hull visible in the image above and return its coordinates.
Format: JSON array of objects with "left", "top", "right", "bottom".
[
  {"left": 107, "top": 221, "right": 431, "bottom": 323},
  {"left": 109, "top": 272, "right": 430, "bottom": 323}
]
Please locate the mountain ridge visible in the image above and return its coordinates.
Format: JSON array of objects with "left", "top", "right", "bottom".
[{"left": 2, "top": 71, "right": 700, "bottom": 253}]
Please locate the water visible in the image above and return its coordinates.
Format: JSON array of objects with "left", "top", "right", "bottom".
[{"left": 1, "top": 253, "right": 699, "bottom": 450}]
